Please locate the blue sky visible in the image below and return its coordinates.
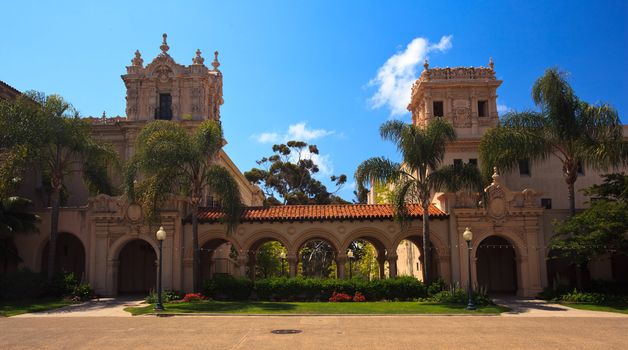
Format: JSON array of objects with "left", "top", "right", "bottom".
[{"left": 1, "top": 1, "right": 627, "bottom": 201}]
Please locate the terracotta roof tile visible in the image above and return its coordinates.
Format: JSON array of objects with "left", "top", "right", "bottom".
[{"left": 195, "top": 204, "right": 447, "bottom": 223}]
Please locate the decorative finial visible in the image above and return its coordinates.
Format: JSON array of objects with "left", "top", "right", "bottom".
[
  {"left": 211, "top": 51, "right": 220, "bottom": 71},
  {"left": 491, "top": 166, "right": 501, "bottom": 184},
  {"left": 101, "top": 111, "right": 107, "bottom": 123},
  {"left": 192, "top": 49, "right": 205, "bottom": 65},
  {"left": 160, "top": 33, "right": 169, "bottom": 54},
  {"left": 489, "top": 57, "right": 494, "bottom": 71},
  {"left": 131, "top": 50, "right": 143, "bottom": 67},
  {"left": 423, "top": 59, "right": 429, "bottom": 71}
]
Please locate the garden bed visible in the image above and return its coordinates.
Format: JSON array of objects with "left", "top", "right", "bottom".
[{"left": 124, "top": 301, "right": 508, "bottom": 316}]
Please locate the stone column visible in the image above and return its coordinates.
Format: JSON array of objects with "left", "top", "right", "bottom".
[
  {"left": 336, "top": 255, "right": 347, "bottom": 279},
  {"left": 287, "top": 254, "right": 298, "bottom": 278},
  {"left": 387, "top": 254, "right": 398, "bottom": 278},
  {"left": 377, "top": 254, "right": 386, "bottom": 279},
  {"left": 247, "top": 254, "right": 257, "bottom": 280},
  {"left": 236, "top": 255, "right": 248, "bottom": 278}
]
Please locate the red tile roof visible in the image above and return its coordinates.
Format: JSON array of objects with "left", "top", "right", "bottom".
[{"left": 195, "top": 204, "right": 447, "bottom": 223}]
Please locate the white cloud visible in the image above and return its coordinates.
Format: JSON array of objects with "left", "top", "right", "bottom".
[
  {"left": 252, "top": 122, "right": 334, "bottom": 144},
  {"left": 287, "top": 122, "right": 334, "bottom": 141},
  {"left": 369, "top": 35, "right": 453, "bottom": 116},
  {"left": 255, "top": 132, "right": 280, "bottom": 143},
  {"left": 497, "top": 103, "right": 512, "bottom": 115}
]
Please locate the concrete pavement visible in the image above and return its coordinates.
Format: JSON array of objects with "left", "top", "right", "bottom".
[{"left": 2, "top": 315, "right": 628, "bottom": 349}]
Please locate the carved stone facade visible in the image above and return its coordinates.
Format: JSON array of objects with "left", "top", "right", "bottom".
[
  {"left": 122, "top": 34, "right": 224, "bottom": 122},
  {"left": 407, "top": 59, "right": 501, "bottom": 138}
]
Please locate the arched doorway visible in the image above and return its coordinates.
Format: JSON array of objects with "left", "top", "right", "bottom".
[
  {"left": 246, "top": 237, "right": 288, "bottom": 280},
  {"left": 297, "top": 238, "right": 337, "bottom": 278},
  {"left": 200, "top": 238, "right": 238, "bottom": 281},
  {"left": 41, "top": 232, "right": 86, "bottom": 280},
  {"left": 476, "top": 236, "right": 517, "bottom": 294},
  {"left": 118, "top": 239, "right": 156, "bottom": 294},
  {"left": 394, "top": 236, "right": 439, "bottom": 282}
]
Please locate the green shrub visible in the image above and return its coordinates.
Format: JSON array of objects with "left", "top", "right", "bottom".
[
  {"left": 427, "top": 278, "right": 448, "bottom": 296},
  {"left": 560, "top": 290, "right": 609, "bottom": 304},
  {"left": 429, "top": 286, "right": 490, "bottom": 306},
  {"left": 71, "top": 283, "right": 94, "bottom": 301},
  {"left": 47, "top": 272, "right": 80, "bottom": 297},
  {"left": 0, "top": 269, "right": 47, "bottom": 300},
  {"left": 203, "top": 275, "right": 253, "bottom": 300},
  {"left": 253, "top": 276, "right": 425, "bottom": 302},
  {"left": 145, "top": 289, "right": 183, "bottom": 303}
]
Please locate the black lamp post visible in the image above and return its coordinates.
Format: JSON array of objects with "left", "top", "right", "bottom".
[
  {"left": 155, "top": 226, "right": 166, "bottom": 311},
  {"left": 279, "top": 251, "right": 286, "bottom": 277},
  {"left": 347, "top": 250, "right": 354, "bottom": 279},
  {"left": 463, "top": 227, "right": 476, "bottom": 311}
]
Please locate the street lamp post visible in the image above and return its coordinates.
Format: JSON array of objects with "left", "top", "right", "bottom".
[
  {"left": 347, "top": 250, "right": 354, "bottom": 279},
  {"left": 279, "top": 251, "right": 286, "bottom": 277},
  {"left": 463, "top": 227, "right": 476, "bottom": 311},
  {"left": 155, "top": 226, "right": 166, "bottom": 311}
]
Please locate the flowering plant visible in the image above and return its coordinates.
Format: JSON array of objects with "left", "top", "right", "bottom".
[
  {"left": 181, "top": 293, "right": 207, "bottom": 302},
  {"left": 353, "top": 291, "right": 366, "bottom": 302},
  {"left": 328, "top": 291, "right": 353, "bottom": 302}
]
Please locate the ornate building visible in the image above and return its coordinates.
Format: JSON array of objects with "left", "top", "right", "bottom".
[{"left": 5, "top": 37, "right": 627, "bottom": 297}]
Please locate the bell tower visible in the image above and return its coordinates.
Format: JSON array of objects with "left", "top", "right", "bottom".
[
  {"left": 122, "top": 33, "right": 224, "bottom": 122},
  {"left": 407, "top": 58, "right": 502, "bottom": 138}
]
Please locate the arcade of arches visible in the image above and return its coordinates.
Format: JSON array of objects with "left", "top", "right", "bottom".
[{"left": 8, "top": 170, "right": 558, "bottom": 298}]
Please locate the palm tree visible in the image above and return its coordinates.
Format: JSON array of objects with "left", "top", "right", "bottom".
[
  {"left": 0, "top": 92, "right": 117, "bottom": 279},
  {"left": 355, "top": 118, "right": 483, "bottom": 285},
  {"left": 479, "top": 68, "right": 626, "bottom": 216},
  {"left": 0, "top": 196, "right": 40, "bottom": 273},
  {"left": 126, "top": 120, "right": 242, "bottom": 292}
]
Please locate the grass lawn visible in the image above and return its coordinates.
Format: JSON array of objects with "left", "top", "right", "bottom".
[
  {"left": 125, "top": 301, "right": 508, "bottom": 316},
  {"left": 0, "top": 298, "right": 74, "bottom": 317},
  {"left": 561, "top": 302, "right": 628, "bottom": 314}
]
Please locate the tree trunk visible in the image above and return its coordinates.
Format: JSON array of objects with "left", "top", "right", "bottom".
[
  {"left": 422, "top": 204, "right": 431, "bottom": 286},
  {"left": 47, "top": 186, "right": 61, "bottom": 280},
  {"left": 191, "top": 201, "right": 201, "bottom": 293},
  {"left": 567, "top": 180, "right": 576, "bottom": 217}
]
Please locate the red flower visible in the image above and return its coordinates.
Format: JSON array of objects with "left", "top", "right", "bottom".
[
  {"left": 182, "top": 293, "right": 207, "bottom": 302},
  {"left": 353, "top": 292, "right": 366, "bottom": 302},
  {"left": 329, "top": 291, "right": 353, "bottom": 302}
]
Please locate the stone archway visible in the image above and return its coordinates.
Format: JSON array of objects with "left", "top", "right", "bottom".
[
  {"left": 41, "top": 232, "right": 86, "bottom": 280},
  {"left": 200, "top": 238, "right": 238, "bottom": 280},
  {"left": 117, "top": 239, "right": 157, "bottom": 294},
  {"left": 243, "top": 232, "right": 290, "bottom": 280},
  {"left": 295, "top": 236, "right": 339, "bottom": 279},
  {"left": 476, "top": 236, "right": 517, "bottom": 294},
  {"left": 341, "top": 232, "right": 389, "bottom": 280}
]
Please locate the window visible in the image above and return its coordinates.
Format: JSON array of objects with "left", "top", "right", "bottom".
[
  {"left": 155, "top": 93, "right": 173, "bottom": 120},
  {"left": 416, "top": 262, "right": 419, "bottom": 271},
  {"left": 478, "top": 100, "right": 488, "bottom": 117},
  {"left": 541, "top": 198, "right": 552, "bottom": 209},
  {"left": 433, "top": 101, "right": 444, "bottom": 117},
  {"left": 453, "top": 159, "right": 463, "bottom": 167},
  {"left": 469, "top": 159, "right": 478, "bottom": 167},
  {"left": 518, "top": 159, "right": 531, "bottom": 176},
  {"left": 577, "top": 160, "right": 585, "bottom": 176}
]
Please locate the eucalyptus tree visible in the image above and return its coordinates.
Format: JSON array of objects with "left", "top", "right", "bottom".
[
  {"left": 355, "top": 118, "right": 483, "bottom": 284},
  {"left": 479, "top": 68, "right": 626, "bottom": 216},
  {"left": 126, "top": 120, "right": 242, "bottom": 292},
  {"left": 0, "top": 92, "right": 117, "bottom": 279}
]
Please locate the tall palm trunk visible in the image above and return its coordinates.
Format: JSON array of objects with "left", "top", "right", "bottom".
[
  {"left": 421, "top": 203, "right": 431, "bottom": 286},
  {"left": 47, "top": 185, "right": 61, "bottom": 280},
  {"left": 191, "top": 199, "right": 201, "bottom": 292}
]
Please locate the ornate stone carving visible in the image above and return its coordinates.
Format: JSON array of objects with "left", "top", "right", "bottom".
[
  {"left": 89, "top": 194, "right": 122, "bottom": 213},
  {"left": 132, "top": 50, "right": 143, "bottom": 67},
  {"left": 192, "top": 49, "right": 205, "bottom": 65}
]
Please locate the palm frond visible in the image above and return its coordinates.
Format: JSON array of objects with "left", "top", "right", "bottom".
[
  {"left": 354, "top": 157, "right": 402, "bottom": 188},
  {"left": 206, "top": 165, "right": 242, "bottom": 234},
  {"left": 390, "top": 179, "right": 415, "bottom": 229},
  {"left": 428, "top": 163, "right": 485, "bottom": 193}
]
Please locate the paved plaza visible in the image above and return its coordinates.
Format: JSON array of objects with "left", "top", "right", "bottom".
[{"left": 2, "top": 315, "right": 628, "bottom": 350}]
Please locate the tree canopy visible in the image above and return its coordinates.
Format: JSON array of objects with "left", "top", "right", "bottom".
[
  {"left": 550, "top": 173, "right": 628, "bottom": 270},
  {"left": 355, "top": 118, "right": 484, "bottom": 284},
  {"left": 126, "top": 119, "right": 242, "bottom": 292},
  {"left": 244, "top": 140, "right": 348, "bottom": 205},
  {"left": 479, "top": 68, "right": 626, "bottom": 215},
  {"left": 0, "top": 91, "right": 117, "bottom": 278}
]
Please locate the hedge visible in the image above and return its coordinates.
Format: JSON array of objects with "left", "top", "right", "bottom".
[{"left": 202, "top": 276, "right": 427, "bottom": 302}]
